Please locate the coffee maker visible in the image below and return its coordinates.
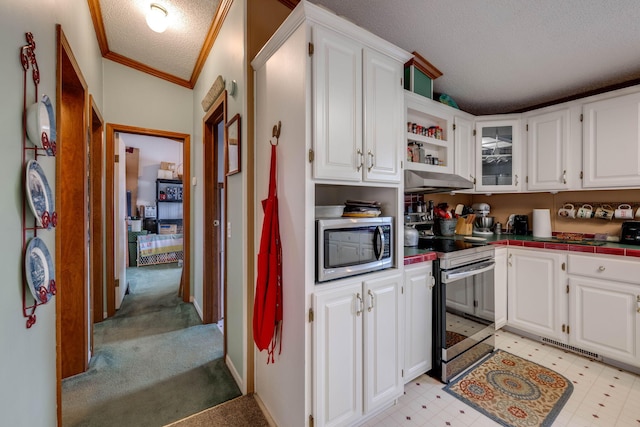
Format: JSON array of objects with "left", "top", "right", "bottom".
[{"left": 512, "top": 215, "right": 529, "bottom": 235}]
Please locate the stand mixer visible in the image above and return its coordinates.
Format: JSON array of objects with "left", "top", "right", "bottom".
[{"left": 471, "top": 202, "right": 495, "bottom": 235}]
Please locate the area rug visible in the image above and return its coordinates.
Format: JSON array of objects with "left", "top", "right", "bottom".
[{"left": 444, "top": 350, "right": 573, "bottom": 427}]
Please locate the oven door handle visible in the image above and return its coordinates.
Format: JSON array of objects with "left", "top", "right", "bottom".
[{"left": 442, "top": 260, "right": 495, "bottom": 282}]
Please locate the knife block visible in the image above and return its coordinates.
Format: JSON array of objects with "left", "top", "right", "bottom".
[{"left": 455, "top": 218, "right": 472, "bottom": 235}]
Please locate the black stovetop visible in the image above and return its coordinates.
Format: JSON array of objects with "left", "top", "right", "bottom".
[{"left": 418, "top": 236, "right": 487, "bottom": 252}]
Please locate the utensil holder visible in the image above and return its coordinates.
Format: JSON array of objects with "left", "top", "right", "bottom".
[
  {"left": 455, "top": 217, "right": 472, "bottom": 235},
  {"left": 436, "top": 218, "right": 457, "bottom": 236}
]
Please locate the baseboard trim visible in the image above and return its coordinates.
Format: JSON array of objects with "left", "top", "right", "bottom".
[
  {"left": 191, "top": 297, "right": 203, "bottom": 321},
  {"left": 253, "top": 392, "right": 277, "bottom": 427},
  {"left": 226, "top": 354, "right": 245, "bottom": 394}
]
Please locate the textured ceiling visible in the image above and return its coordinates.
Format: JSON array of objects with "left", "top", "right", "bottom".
[
  {"left": 99, "top": 0, "right": 220, "bottom": 82},
  {"left": 93, "top": 1, "right": 640, "bottom": 114},
  {"left": 311, "top": 0, "right": 640, "bottom": 115}
]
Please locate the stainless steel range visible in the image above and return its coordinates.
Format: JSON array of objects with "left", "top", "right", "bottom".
[{"left": 423, "top": 237, "right": 496, "bottom": 383}]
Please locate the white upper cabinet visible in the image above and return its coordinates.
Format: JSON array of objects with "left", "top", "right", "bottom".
[
  {"left": 312, "top": 25, "right": 363, "bottom": 182},
  {"left": 583, "top": 91, "right": 640, "bottom": 188},
  {"left": 454, "top": 114, "right": 475, "bottom": 188},
  {"left": 474, "top": 117, "right": 521, "bottom": 192},
  {"left": 312, "top": 25, "right": 405, "bottom": 184},
  {"left": 526, "top": 108, "right": 571, "bottom": 191},
  {"left": 363, "top": 48, "right": 404, "bottom": 183}
]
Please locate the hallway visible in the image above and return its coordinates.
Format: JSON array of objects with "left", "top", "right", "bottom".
[{"left": 61, "top": 264, "right": 240, "bottom": 427}]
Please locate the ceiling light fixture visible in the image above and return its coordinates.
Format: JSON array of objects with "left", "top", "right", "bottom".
[{"left": 146, "top": 3, "right": 168, "bottom": 33}]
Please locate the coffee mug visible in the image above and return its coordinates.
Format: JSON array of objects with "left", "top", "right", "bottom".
[
  {"left": 594, "top": 204, "right": 614, "bottom": 220},
  {"left": 615, "top": 204, "right": 634, "bottom": 219},
  {"left": 576, "top": 204, "right": 593, "bottom": 219},
  {"left": 558, "top": 203, "right": 576, "bottom": 218}
]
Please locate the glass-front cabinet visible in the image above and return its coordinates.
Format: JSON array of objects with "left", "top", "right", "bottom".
[{"left": 474, "top": 118, "right": 521, "bottom": 192}]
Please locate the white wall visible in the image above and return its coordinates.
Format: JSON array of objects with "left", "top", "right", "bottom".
[
  {"left": 0, "top": 0, "right": 103, "bottom": 425},
  {"left": 192, "top": 0, "right": 248, "bottom": 391},
  {"left": 119, "top": 133, "right": 183, "bottom": 208}
]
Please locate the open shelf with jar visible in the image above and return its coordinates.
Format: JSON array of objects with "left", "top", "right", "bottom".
[{"left": 405, "top": 90, "right": 453, "bottom": 174}]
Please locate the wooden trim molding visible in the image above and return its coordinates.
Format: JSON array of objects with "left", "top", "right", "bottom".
[
  {"left": 277, "top": 0, "right": 300, "bottom": 8},
  {"left": 405, "top": 51, "right": 443, "bottom": 80},
  {"left": 104, "top": 51, "right": 192, "bottom": 88},
  {"left": 87, "top": 0, "right": 109, "bottom": 55},
  {"left": 87, "top": 0, "right": 236, "bottom": 89},
  {"left": 190, "top": 0, "right": 234, "bottom": 85}
]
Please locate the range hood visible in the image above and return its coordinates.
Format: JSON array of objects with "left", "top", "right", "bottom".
[{"left": 404, "top": 169, "right": 474, "bottom": 194}]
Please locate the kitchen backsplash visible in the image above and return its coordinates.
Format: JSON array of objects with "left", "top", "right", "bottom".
[{"left": 413, "top": 189, "right": 640, "bottom": 237}]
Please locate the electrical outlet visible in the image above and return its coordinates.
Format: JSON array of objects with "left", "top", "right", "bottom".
[{"left": 227, "top": 222, "right": 231, "bottom": 238}]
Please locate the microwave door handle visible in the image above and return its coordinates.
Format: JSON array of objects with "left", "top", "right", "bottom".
[
  {"left": 443, "top": 260, "right": 495, "bottom": 282},
  {"left": 374, "top": 226, "right": 384, "bottom": 260}
]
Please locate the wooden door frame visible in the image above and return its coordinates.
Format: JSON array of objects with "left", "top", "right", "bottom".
[
  {"left": 105, "top": 124, "right": 191, "bottom": 317},
  {"left": 56, "top": 24, "right": 89, "bottom": 423},
  {"left": 203, "top": 92, "right": 226, "bottom": 326},
  {"left": 89, "top": 96, "right": 104, "bottom": 332}
]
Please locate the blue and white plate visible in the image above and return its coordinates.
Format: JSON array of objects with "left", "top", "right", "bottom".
[
  {"left": 25, "top": 160, "right": 54, "bottom": 228},
  {"left": 25, "top": 237, "right": 54, "bottom": 303}
]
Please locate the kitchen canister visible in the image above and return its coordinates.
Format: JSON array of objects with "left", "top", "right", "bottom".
[{"left": 532, "top": 209, "right": 552, "bottom": 238}]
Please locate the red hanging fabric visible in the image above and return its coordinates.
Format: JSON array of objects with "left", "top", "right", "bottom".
[{"left": 253, "top": 144, "right": 283, "bottom": 363}]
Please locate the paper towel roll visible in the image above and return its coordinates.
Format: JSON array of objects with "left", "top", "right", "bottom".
[{"left": 533, "top": 209, "right": 552, "bottom": 238}]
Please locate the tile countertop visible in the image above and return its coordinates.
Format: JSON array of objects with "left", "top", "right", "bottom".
[{"left": 404, "top": 234, "right": 640, "bottom": 265}]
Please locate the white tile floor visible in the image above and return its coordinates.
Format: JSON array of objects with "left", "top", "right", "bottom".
[{"left": 365, "top": 330, "right": 640, "bottom": 426}]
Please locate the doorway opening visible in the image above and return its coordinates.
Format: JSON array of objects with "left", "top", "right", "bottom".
[{"left": 203, "top": 92, "right": 226, "bottom": 339}]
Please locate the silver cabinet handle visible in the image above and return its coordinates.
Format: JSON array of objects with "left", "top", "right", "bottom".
[
  {"left": 356, "top": 293, "right": 363, "bottom": 316},
  {"left": 637, "top": 295, "right": 640, "bottom": 314},
  {"left": 357, "top": 148, "right": 363, "bottom": 171},
  {"left": 368, "top": 289, "right": 375, "bottom": 312},
  {"left": 515, "top": 174, "right": 519, "bottom": 186},
  {"left": 508, "top": 253, "right": 513, "bottom": 267},
  {"left": 562, "top": 170, "right": 567, "bottom": 184},
  {"left": 367, "top": 150, "right": 374, "bottom": 172},
  {"left": 598, "top": 266, "right": 606, "bottom": 272}
]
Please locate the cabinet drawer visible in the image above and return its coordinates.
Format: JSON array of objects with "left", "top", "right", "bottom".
[{"left": 568, "top": 253, "right": 640, "bottom": 284}]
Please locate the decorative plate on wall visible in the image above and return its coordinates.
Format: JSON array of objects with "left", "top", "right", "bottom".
[
  {"left": 24, "top": 236, "right": 54, "bottom": 303},
  {"left": 25, "top": 160, "right": 54, "bottom": 228},
  {"left": 26, "top": 94, "right": 56, "bottom": 155}
]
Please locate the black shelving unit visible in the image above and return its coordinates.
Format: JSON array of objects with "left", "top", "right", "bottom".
[{"left": 154, "top": 178, "right": 183, "bottom": 234}]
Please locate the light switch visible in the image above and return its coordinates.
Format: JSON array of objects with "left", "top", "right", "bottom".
[
  {"left": 192, "top": 176, "right": 197, "bottom": 186},
  {"left": 227, "top": 222, "right": 231, "bottom": 238}
]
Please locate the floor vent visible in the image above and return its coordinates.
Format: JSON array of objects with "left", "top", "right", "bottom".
[{"left": 541, "top": 338, "right": 601, "bottom": 360}]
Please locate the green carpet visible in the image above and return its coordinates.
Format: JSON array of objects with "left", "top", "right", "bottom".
[{"left": 62, "top": 263, "right": 241, "bottom": 427}]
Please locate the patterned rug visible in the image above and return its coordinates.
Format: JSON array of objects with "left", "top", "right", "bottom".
[{"left": 444, "top": 350, "right": 573, "bottom": 427}]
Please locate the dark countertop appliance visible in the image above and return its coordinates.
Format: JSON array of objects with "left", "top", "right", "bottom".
[
  {"left": 621, "top": 221, "right": 640, "bottom": 245},
  {"left": 513, "top": 215, "right": 529, "bottom": 235}
]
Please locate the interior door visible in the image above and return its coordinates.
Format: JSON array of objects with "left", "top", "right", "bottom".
[{"left": 114, "top": 133, "right": 127, "bottom": 309}]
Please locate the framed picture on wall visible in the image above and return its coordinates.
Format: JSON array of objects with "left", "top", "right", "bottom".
[{"left": 225, "top": 113, "right": 241, "bottom": 176}]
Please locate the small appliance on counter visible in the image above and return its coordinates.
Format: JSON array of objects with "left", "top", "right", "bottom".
[
  {"left": 513, "top": 215, "right": 529, "bottom": 235},
  {"left": 621, "top": 221, "right": 640, "bottom": 245},
  {"left": 471, "top": 202, "right": 494, "bottom": 235},
  {"left": 532, "top": 209, "right": 552, "bottom": 238}
]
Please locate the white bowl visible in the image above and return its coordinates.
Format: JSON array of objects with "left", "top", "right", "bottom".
[
  {"left": 315, "top": 205, "right": 345, "bottom": 218},
  {"left": 26, "top": 95, "right": 54, "bottom": 151}
]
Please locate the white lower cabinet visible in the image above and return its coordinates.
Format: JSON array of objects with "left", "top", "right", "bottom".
[
  {"left": 567, "top": 253, "right": 640, "bottom": 367},
  {"left": 403, "top": 262, "right": 434, "bottom": 383},
  {"left": 313, "top": 272, "right": 403, "bottom": 427},
  {"left": 507, "top": 248, "right": 567, "bottom": 342},
  {"left": 493, "top": 246, "right": 508, "bottom": 329}
]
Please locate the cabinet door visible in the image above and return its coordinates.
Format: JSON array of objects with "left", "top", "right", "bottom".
[
  {"left": 454, "top": 115, "right": 475, "bottom": 189},
  {"left": 507, "top": 248, "right": 566, "bottom": 341},
  {"left": 313, "top": 282, "right": 363, "bottom": 427},
  {"left": 312, "top": 25, "right": 363, "bottom": 182},
  {"left": 583, "top": 91, "right": 640, "bottom": 188},
  {"left": 363, "top": 48, "right": 403, "bottom": 183},
  {"left": 569, "top": 277, "right": 640, "bottom": 366},
  {"left": 363, "top": 273, "right": 403, "bottom": 413},
  {"left": 527, "top": 109, "right": 570, "bottom": 191},
  {"left": 475, "top": 119, "right": 521, "bottom": 192},
  {"left": 403, "top": 264, "right": 433, "bottom": 383},
  {"left": 493, "top": 247, "right": 508, "bottom": 329}
]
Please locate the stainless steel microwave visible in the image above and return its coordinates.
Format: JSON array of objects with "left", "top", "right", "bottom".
[{"left": 316, "top": 217, "right": 393, "bottom": 283}]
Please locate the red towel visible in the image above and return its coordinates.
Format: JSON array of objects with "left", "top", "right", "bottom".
[{"left": 253, "top": 144, "right": 283, "bottom": 363}]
